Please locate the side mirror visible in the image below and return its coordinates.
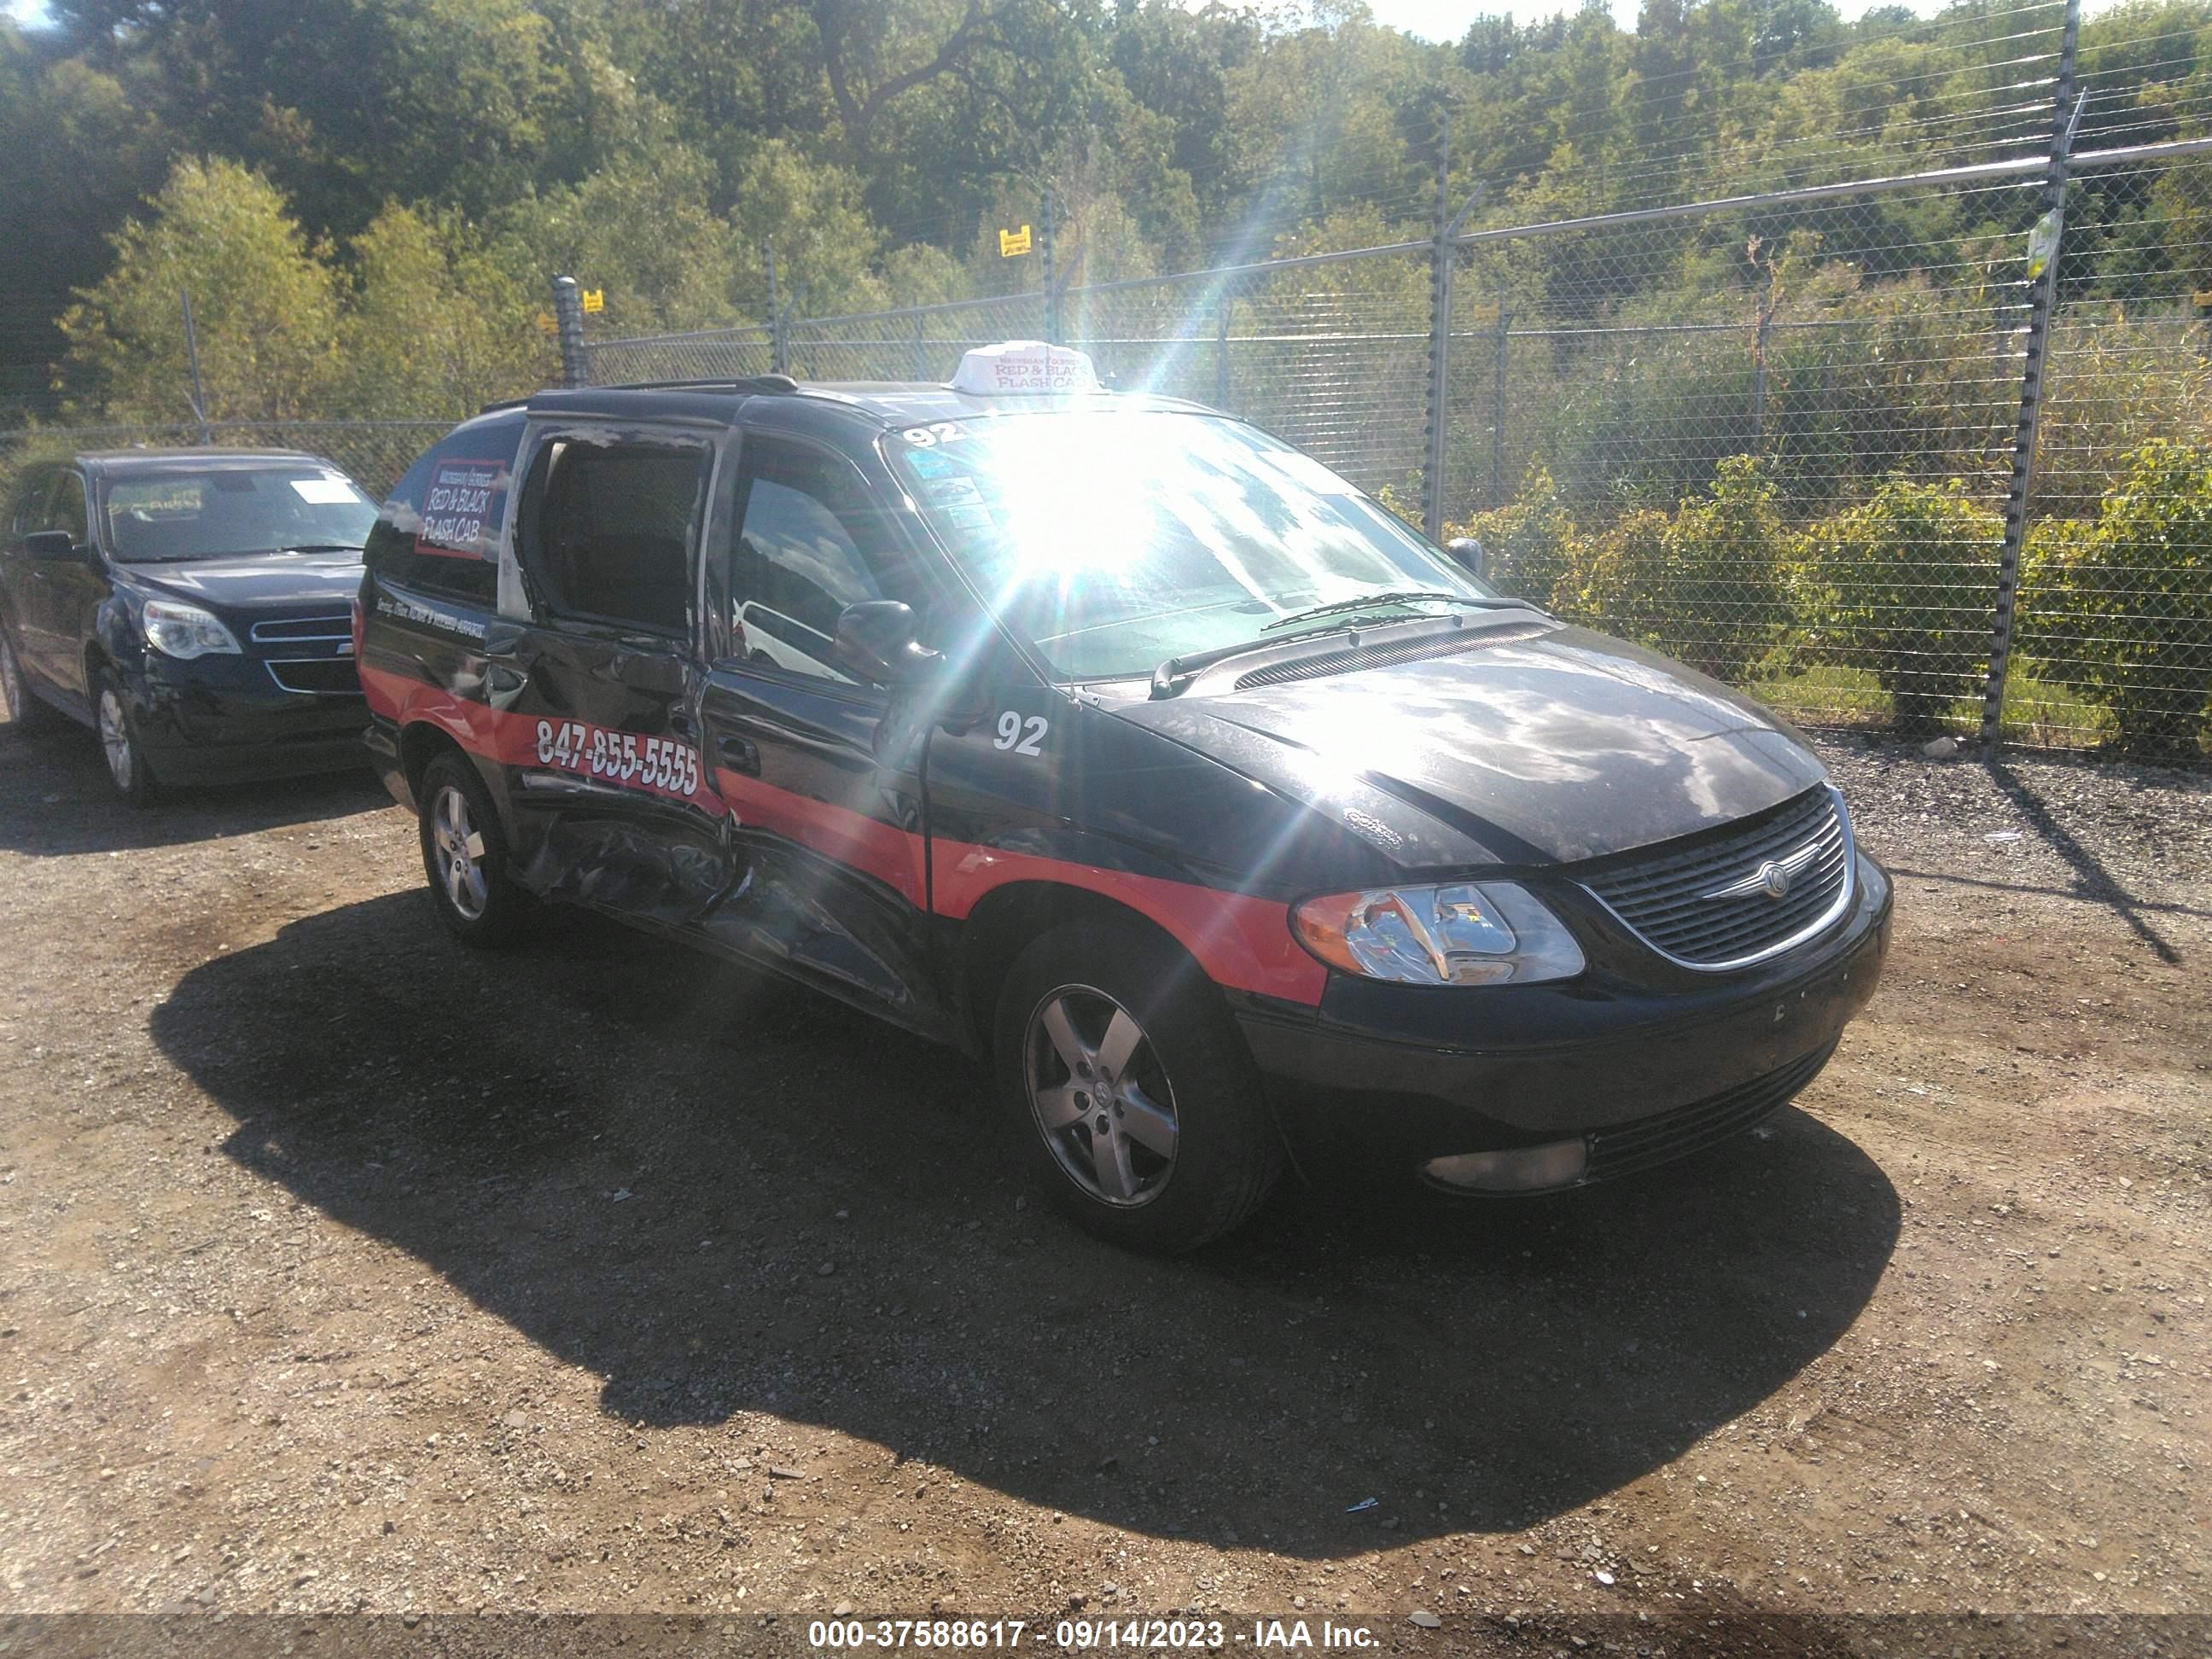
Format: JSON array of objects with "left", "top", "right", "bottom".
[
  {"left": 26, "top": 531, "right": 85, "bottom": 564},
  {"left": 835, "top": 600, "right": 940, "bottom": 686},
  {"left": 1445, "top": 536, "right": 1487, "bottom": 580}
]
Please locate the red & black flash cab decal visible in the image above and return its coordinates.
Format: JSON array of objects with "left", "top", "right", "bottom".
[{"left": 416, "top": 459, "right": 507, "bottom": 561}]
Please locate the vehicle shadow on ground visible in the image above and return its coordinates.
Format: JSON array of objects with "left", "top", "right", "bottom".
[
  {"left": 150, "top": 893, "right": 1901, "bottom": 1555},
  {"left": 0, "top": 719, "right": 386, "bottom": 854}
]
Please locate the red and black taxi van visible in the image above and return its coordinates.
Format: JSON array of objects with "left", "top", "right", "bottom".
[{"left": 356, "top": 342, "right": 1892, "bottom": 1252}]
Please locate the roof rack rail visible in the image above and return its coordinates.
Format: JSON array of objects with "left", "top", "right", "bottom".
[
  {"left": 604, "top": 374, "right": 801, "bottom": 395},
  {"left": 477, "top": 396, "right": 529, "bottom": 415}
]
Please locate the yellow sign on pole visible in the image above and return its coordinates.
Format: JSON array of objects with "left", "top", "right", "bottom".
[
  {"left": 580, "top": 288, "right": 606, "bottom": 314},
  {"left": 998, "top": 225, "right": 1032, "bottom": 259}
]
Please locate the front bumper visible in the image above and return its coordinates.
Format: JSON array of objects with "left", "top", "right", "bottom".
[
  {"left": 1237, "top": 851, "right": 1893, "bottom": 1181},
  {"left": 129, "top": 655, "right": 372, "bottom": 784}
]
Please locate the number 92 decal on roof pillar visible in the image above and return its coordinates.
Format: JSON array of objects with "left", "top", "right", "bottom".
[{"left": 534, "top": 718, "right": 701, "bottom": 799}]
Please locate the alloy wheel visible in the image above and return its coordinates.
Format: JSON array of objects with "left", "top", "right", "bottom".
[
  {"left": 98, "top": 688, "right": 133, "bottom": 792},
  {"left": 431, "top": 783, "right": 489, "bottom": 921},
  {"left": 1024, "top": 984, "right": 1180, "bottom": 1207}
]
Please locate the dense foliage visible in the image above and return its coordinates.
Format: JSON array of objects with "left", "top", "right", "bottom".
[{"left": 11, "top": 0, "right": 2212, "bottom": 423}]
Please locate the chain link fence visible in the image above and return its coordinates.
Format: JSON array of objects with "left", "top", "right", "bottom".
[{"left": 14, "top": 0, "right": 2206, "bottom": 766}]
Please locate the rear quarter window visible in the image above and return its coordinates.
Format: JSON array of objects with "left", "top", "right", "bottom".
[{"left": 366, "top": 416, "right": 524, "bottom": 608}]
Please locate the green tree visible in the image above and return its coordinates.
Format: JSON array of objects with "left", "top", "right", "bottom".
[
  {"left": 339, "top": 203, "right": 552, "bottom": 421},
  {"left": 59, "top": 157, "right": 341, "bottom": 422}
]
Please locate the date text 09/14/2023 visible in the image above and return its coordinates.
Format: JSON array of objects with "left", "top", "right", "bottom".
[{"left": 803, "top": 1618, "right": 1382, "bottom": 1650}]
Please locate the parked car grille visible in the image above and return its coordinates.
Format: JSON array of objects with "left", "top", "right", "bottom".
[
  {"left": 1232, "top": 620, "right": 1554, "bottom": 690},
  {"left": 265, "top": 658, "right": 361, "bottom": 696},
  {"left": 249, "top": 614, "right": 352, "bottom": 643},
  {"left": 1580, "top": 787, "right": 1852, "bottom": 969},
  {"left": 1583, "top": 1042, "right": 1836, "bottom": 1184}
]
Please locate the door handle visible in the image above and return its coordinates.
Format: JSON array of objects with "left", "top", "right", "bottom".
[{"left": 716, "top": 733, "right": 760, "bottom": 774}]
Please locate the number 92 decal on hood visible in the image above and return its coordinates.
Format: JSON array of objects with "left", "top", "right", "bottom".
[{"left": 534, "top": 719, "right": 701, "bottom": 799}]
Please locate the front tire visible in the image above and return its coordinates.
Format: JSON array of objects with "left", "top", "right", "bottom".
[
  {"left": 418, "top": 750, "right": 527, "bottom": 946},
  {"left": 0, "top": 630, "right": 53, "bottom": 734},
  {"left": 95, "top": 669, "right": 158, "bottom": 806},
  {"left": 993, "top": 917, "right": 1283, "bottom": 1254}
]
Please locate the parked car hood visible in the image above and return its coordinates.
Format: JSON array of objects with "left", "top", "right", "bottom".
[
  {"left": 121, "top": 552, "right": 364, "bottom": 615},
  {"left": 1105, "top": 623, "right": 1829, "bottom": 867}
]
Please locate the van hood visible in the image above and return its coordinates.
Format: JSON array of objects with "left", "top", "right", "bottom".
[
  {"left": 1104, "top": 623, "right": 1829, "bottom": 867},
  {"left": 122, "top": 552, "right": 364, "bottom": 615}
]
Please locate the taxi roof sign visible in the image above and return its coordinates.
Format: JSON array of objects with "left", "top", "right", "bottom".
[{"left": 950, "top": 341, "right": 1102, "bottom": 397}]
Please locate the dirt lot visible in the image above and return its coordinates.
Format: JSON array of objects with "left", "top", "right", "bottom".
[{"left": 1, "top": 707, "right": 2208, "bottom": 1650}]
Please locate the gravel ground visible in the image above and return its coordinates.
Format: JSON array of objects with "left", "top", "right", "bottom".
[{"left": 0, "top": 709, "right": 2207, "bottom": 1655}]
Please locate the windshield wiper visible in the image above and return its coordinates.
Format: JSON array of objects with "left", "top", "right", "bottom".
[
  {"left": 278, "top": 543, "right": 365, "bottom": 555},
  {"left": 1259, "top": 590, "right": 1524, "bottom": 632}
]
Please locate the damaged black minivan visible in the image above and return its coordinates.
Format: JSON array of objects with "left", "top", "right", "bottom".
[{"left": 356, "top": 343, "right": 1891, "bottom": 1253}]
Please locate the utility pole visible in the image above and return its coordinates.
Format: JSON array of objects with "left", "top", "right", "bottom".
[
  {"left": 1977, "top": 0, "right": 2081, "bottom": 760},
  {"left": 179, "top": 289, "right": 211, "bottom": 443}
]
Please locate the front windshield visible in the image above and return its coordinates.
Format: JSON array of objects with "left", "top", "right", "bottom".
[
  {"left": 886, "top": 412, "right": 1500, "bottom": 680},
  {"left": 102, "top": 467, "right": 378, "bottom": 563}
]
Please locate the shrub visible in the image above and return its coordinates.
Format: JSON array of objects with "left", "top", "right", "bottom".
[
  {"left": 1791, "top": 477, "right": 2004, "bottom": 736},
  {"left": 2021, "top": 439, "right": 2212, "bottom": 757},
  {"left": 1445, "top": 465, "right": 1577, "bottom": 609},
  {"left": 1568, "top": 455, "right": 1790, "bottom": 684}
]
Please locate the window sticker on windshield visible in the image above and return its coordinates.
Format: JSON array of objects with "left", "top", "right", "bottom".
[
  {"left": 290, "top": 477, "right": 359, "bottom": 504},
  {"left": 417, "top": 459, "right": 506, "bottom": 560}
]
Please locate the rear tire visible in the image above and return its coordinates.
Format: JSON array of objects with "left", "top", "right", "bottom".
[
  {"left": 992, "top": 917, "right": 1283, "bottom": 1254},
  {"left": 95, "top": 668, "right": 158, "bottom": 807},
  {"left": 418, "top": 750, "right": 527, "bottom": 946}
]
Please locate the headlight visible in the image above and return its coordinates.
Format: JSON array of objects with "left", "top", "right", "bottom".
[
  {"left": 142, "top": 599, "right": 242, "bottom": 660},
  {"left": 1292, "top": 881, "right": 1585, "bottom": 986}
]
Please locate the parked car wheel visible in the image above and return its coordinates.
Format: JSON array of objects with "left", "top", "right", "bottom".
[
  {"left": 418, "top": 750, "right": 528, "bottom": 946},
  {"left": 94, "top": 669, "right": 158, "bottom": 806},
  {"left": 0, "top": 630, "right": 53, "bottom": 734},
  {"left": 993, "top": 917, "right": 1283, "bottom": 1254}
]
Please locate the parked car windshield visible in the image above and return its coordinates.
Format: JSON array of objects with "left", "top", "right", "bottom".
[
  {"left": 102, "top": 467, "right": 378, "bottom": 563},
  {"left": 887, "top": 410, "right": 1499, "bottom": 680}
]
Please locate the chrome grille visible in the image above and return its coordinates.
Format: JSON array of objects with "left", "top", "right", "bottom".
[
  {"left": 1581, "top": 788, "right": 1852, "bottom": 969},
  {"left": 249, "top": 614, "right": 352, "bottom": 643}
]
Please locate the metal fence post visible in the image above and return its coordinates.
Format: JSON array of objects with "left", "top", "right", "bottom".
[
  {"left": 1489, "top": 301, "right": 1511, "bottom": 507},
  {"left": 1749, "top": 286, "right": 1773, "bottom": 445},
  {"left": 1977, "top": 0, "right": 2082, "bottom": 759},
  {"left": 179, "top": 288, "right": 212, "bottom": 442},
  {"left": 1042, "top": 187, "right": 1059, "bottom": 346},
  {"left": 1215, "top": 292, "right": 1231, "bottom": 412},
  {"left": 912, "top": 311, "right": 928, "bottom": 381},
  {"left": 1423, "top": 108, "right": 1452, "bottom": 544},
  {"left": 550, "top": 276, "right": 588, "bottom": 388},
  {"left": 765, "top": 242, "right": 790, "bottom": 377}
]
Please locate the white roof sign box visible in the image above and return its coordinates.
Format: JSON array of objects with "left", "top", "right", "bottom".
[{"left": 950, "top": 341, "right": 1103, "bottom": 397}]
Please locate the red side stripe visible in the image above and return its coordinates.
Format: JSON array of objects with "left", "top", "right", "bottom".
[
  {"left": 370, "top": 665, "right": 1323, "bottom": 1005},
  {"left": 712, "top": 767, "right": 926, "bottom": 908},
  {"left": 930, "top": 839, "right": 1325, "bottom": 1004}
]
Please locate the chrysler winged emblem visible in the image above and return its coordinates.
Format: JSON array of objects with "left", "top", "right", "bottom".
[{"left": 1705, "top": 841, "right": 1820, "bottom": 903}]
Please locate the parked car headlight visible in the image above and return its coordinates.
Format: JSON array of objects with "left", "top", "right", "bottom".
[
  {"left": 1293, "top": 882, "right": 1586, "bottom": 986},
  {"left": 142, "top": 600, "right": 242, "bottom": 660}
]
